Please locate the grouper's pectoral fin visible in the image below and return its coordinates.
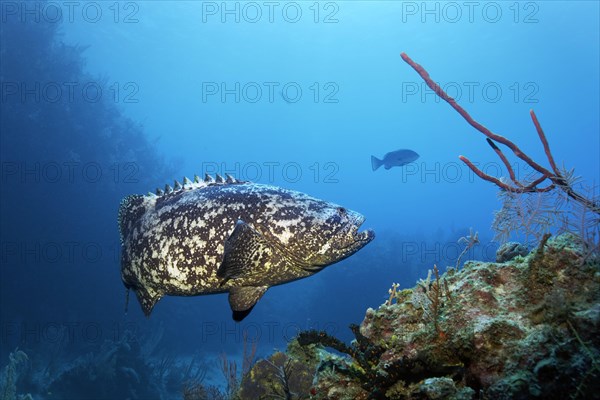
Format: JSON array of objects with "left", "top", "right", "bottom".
[
  {"left": 134, "top": 285, "right": 163, "bottom": 316},
  {"left": 217, "top": 220, "right": 274, "bottom": 285},
  {"left": 217, "top": 220, "right": 274, "bottom": 321},
  {"left": 228, "top": 286, "right": 268, "bottom": 321}
]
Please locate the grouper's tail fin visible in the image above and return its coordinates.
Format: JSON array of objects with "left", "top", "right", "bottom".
[{"left": 371, "top": 155, "right": 383, "bottom": 171}]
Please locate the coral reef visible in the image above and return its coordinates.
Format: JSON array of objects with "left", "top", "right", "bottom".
[
  {"left": 456, "top": 229, "right": 479, "bottom": 269},
  {"left": 237, "top": 340, "right": 318, "bottom": 399},
  {"left": 46, "top": 332, "right": 161, "bottom": 399},
  {"left": 495, "top": 242, "right": 529, "bottom": 263},
  {"left": 39, "top": 328, "right": 208, "bottom": 399},
  {"left": 0, "top": 327, "right": 253, "bottom": 400},
  {"left": 0, "top": 349, "right": 32, "bottom": 400},
  {"left": 240, "top": 234, "right": 599, "bottom": 399}
]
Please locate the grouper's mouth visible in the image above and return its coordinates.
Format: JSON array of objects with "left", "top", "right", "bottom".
[
  {"left": 350, "top": 215, "right": 375, "bottom": 244},
  {"left": 335, "top": 214, "right": 375, "bottom": 251},
  {"left": 305, "top": 214, "right": 375, "bottom": 270}
]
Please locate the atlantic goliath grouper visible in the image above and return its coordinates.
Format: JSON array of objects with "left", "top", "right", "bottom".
[{"left": 118, "top": 174, "right": 375, "bottom": 321}]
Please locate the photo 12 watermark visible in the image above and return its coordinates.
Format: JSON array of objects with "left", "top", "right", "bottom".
[
  {"left": 1, "top": 1, "right": 141, "bottom": 24},
  {"left": 401, "top": 81, "right": 540, "bottom": 104},
  {"left": 0, "top": 319, "right": 340, "bottom": 347},
  {"left": 200, "top": 1, "right": 340, "bottom": 24},
  {"left": 201, "top": 81, "right": 339, "bottom": 104},
  {"left": 394, "top": 160, "right": 541, "bottom": 185},
  {"left": 198, "top": 320, "right": 341, "bottom": 344},
  {"left": 400, "top": 1, "right": 540, "bottom": 24},
  {"left": 1, "top": 161, "right": 140, "bottom": 185},
  {"left": 0, "top": 240, "right": 121, "bottom": 266},
  {"left": 199, "top": 161, "right": 340, "bottom": 184},
  {"left": 0, "top": 320, "right": 143, "bottom": 346},
  {"left": 1, "top": 81, "right": 140, "bottom": 104},
  {"left": 398, "top": 240, "right": 498, "bottom": 265}
]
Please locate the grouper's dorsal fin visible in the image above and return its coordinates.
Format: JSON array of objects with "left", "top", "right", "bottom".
[
  {"left": 225, "top": 174, "right": 236, "bottom": 183},
  {"left": 118, "top": 194, "right": 146, "bottom": 244},
  {"left": 229, "top": 286, "right": 268, "bottom": 321},
  {"left": 148, "top": 174, "right": 247, "bottom": 199},
  {"left": 217, "top": 220, "right": 274, "bottom": 284}
]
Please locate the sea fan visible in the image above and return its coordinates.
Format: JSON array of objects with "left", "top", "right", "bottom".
[
  {"left": 492, "top": 188, "right": 561, "bottom": 246},
  {"left": 492, "top": 169, "right": 599, "bottom": 255}
]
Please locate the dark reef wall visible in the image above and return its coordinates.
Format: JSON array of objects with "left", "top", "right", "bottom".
[{"left": 0, "top": 0, "right": 172, "bottom": 358}]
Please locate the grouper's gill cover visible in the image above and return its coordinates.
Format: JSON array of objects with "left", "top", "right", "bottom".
[{"left": 118, "top": 174, "right": 375, "bottom": 321}]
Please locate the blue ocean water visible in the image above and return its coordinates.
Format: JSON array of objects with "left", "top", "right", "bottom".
[{"left": 0, "top": 1, "right": 598, "bottom": 398}]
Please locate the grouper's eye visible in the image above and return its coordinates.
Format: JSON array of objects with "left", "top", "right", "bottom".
[{"left": 337, "top": 207, "right": 347, "bottom": 215}]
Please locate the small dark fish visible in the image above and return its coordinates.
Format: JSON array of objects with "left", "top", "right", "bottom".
[{"left": 371, "top": 149, "right": 419, "bottom": 171}]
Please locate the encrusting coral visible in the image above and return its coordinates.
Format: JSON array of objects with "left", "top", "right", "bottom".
[{"left": 239, "top": 233, "right": 599, "bottom": 399}]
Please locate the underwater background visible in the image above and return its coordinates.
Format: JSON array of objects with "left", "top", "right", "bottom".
[{"left": 1, "top": 1, "right": 598, "bottom": 398}]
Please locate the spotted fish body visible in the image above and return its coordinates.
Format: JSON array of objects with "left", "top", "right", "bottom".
[{"left": 119, "top": 174, "right": 374, "bottom": 321}]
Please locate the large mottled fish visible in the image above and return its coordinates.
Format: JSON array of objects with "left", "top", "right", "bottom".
[
  {"left": 118, "top": 174, "right": 375, "bottom": 321},
  {"left": 371, "top": 149, "right": 419, "bottom": 171}
]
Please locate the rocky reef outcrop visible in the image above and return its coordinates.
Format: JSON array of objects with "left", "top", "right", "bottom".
[{"left": 239, "top": 234, "right": 600, "bottom": 399}]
